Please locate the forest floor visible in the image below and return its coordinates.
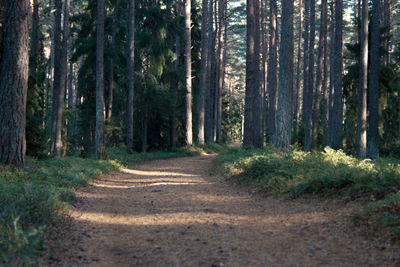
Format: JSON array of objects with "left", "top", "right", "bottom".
[{"left": 51, "top": 153, "right": 399, "bottom": 266}]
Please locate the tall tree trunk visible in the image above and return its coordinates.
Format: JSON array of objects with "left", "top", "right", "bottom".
[
  {"left": 212, "top": 0, "right": 218, "bottom": 141},
  {"left": 357, "top": 0, "right": 368, "bottom": 157},
  {"left": 304, "top": 0, "right": 315, "bottom": 151},
  {"left": 244, "top": 0, "right": 261, "bottom": 147},
  {"left": 294, "top": 0, "right": 303, "bottom": 139},
  {"left": 96, "top": 0, "right": 106, "bottom": 158},
  {"left": 261, "top": 0, "right": 268, "bottom": 143},
  {"left": 29, "top": 0, "right": 39, "bottom": 78},
  {"left": 274, "top": 0, "right": 294, "bottom": 148},
  {"left": 197, "top": 0, "right": 208, "bottom": 145},
  {"left": 267, "top": 0, "right": 277, "bottom": 143},
  {"left": 368, "top": 0, "right": 380, "bottom": 158},
  {"left": 215, "top": 0, "right": 226, "bottom": 143},
  {"left": 170, "top": 1, "right": 180, "bottom": 148},
  {"left": 107, "top": 0, "right": 120, "bottom": 121},
  {"left": 205, "top": 0, "right": 214, "bottom": 143},
  {"left": 322, "top": 0, "right": 329, "bottom": 147},
  {"left": 302, "top": 0, "right": 310, "bottom": 147},
  {"left": 329, "top": 0, "right": 343, "bottom": 149},
  {"left": 0, "top": 0, "right": 29, "bottom": 166},
  {"left": 126, "top": 0, "right": 135, "bottom": 151},
  {"left": 312, "top": 0, "right": 327, "bottom": 148},
  {"left": 50, "top": 0, "right": 63, "bottom": 157},
  {"left": 383, "top": 0, "right": 390, "bottom": 65},
  {"left": 49, "top": 0, "right": 55, "bottom": 108},
  {"left": 184, "top": 0, "right": 192, "bottom": 146},
  {"left": 327, "top": 0, "right": 335, "bottom": 145}
]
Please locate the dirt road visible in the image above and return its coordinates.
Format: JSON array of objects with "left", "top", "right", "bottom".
[{"left": 55, "top": 154, "right": 399, "bottom": 266}]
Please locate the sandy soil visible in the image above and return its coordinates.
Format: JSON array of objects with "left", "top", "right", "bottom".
[{"left": 51, "top": 154, "right": 399, "bottom": 266}]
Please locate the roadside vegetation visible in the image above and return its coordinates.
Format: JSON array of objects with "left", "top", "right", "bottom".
[
  {"left": 0, "top": 147, "right": 204, "bottom": 266},
  {"left": 215, "top": 145, "right": 400, "bottom": 242}
]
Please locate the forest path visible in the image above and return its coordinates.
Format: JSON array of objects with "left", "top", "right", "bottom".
[{"left": 55, "top": 154, "right": 398, "bottom": 266}]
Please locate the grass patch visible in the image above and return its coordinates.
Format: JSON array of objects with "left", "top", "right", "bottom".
[
  {"left": 0, "top": 146, "right": 207, "bottom": 266},
  {"left": 215, "top": 145, "right": 400, "bottom": 241}
]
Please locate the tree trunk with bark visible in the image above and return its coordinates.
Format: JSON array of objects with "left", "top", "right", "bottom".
[
  {"left": 267, "top": 0, "right": 277, "bottom": 143},
  {"left": 184, "top": 0, "right": 192, "bottom": 146},
  {"left": 205, "top": 0, "right": 214, "bottom": 143},
  {"left": 0, "top": 0, "right": 30, "bottom": 166},
  {"left": 244, "top": 0, "right": 261, "bottom": 147},
  {"left": 261, "top": 0, "right": 268, "bottom": 143},
  {"left": 215, "top": 0, "right": 226, "bottom": 143},
  {"left": 368, "top": 0, "right": 380, "bottom": 158},
  {"left": 96, "top": 0, "right": 106, "bottom": 158},
  {"left": 107, "top": 0, "right": 120, "bottom": 121},
  {"left": 357, "top": 0, "right": 368, "bottom": 157},
  {"left": 50, "top": 0, "right": 63, "bottom": 157},
  {"left": 294, "top": 0, "right": 303, "bottom": 139},
  {"left": 302, "top": 0, "right": 310, "bottom": 147},
  {"left": 274, "top": 0, "right": 294, "bottom": 148},
  {"left": 197, "top": 0, "right": 208, "bottom": 145},
  {"left": 322, "top": 0, "right": 329, "bottom": 147},
  {"left": 383, "top": 0, "right": 390, "bottom": 65},
  {"left": 304, "top": 0, "right": 315, "bottom": 151},
  {"left": 312, "top": 0, "right": 327, "bottom": 148},
  {"left": 126, "top": 0, "right": 135, "bottom": 151},
  {"left": 329, "top": 0, "right": 343, "bottom": 149}
]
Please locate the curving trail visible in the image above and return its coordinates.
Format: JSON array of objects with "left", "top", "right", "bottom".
[{"left": 54, "top": 154, "right": 398, "bottom": 266}]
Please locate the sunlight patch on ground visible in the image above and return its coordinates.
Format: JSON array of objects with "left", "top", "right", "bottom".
[
  {"left": 73, "top": 211, "right": 332, "bottom": 227},
  {"left": 121, "top": 168, "right": 200, "bottom": 177},
  {"left": 91, "top": 181, "right": 212, "bottom": 189}
]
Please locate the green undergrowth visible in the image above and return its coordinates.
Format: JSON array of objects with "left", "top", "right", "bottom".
[
  {"left": 0, "top": 146, "right": 207, "bottom": 266},
  {"left": 215, "top": 145, "right": 400, "bottom": 241}
]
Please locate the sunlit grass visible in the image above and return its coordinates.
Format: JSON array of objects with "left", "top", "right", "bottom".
[{"left": 215, "top": 145, "right": 400, "bottom": 241}]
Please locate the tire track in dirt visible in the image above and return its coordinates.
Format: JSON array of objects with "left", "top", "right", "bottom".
[{"left": 53, "top": 154, "right": 399, "bottom": 266}]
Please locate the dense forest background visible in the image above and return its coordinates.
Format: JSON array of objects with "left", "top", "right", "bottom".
[{"left": 0, "top": 0, "right": 400, "bottom": 165}]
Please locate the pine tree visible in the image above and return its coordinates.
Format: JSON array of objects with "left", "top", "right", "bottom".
[
  {"left": 357, "top": 0, "right": 368, "bottom": 157},
  {"left": 0, "top": 0, "right": 30, "bottom": 166},
  {"left": 184, "top": 0, "right": 193, "bottom": 146},
  {"left": 96, "top": 0, "right": 106, "bottom": 158},
  {"left": 274, "top": 0, "right": 294, "bottom": 148},
  {"left": 126, "top": 0, "right": 135, "bottom": 151}
]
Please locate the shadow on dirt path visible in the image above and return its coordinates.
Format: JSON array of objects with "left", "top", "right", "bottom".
[{"left": 53, "top": 154, "right": 399, "bottom": 266}]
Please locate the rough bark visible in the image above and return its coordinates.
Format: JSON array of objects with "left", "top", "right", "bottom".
[
  {"left": 215, "top": 0, "right": 226, "bottom": 143},
  {"left": 327, "top": 0, "right": 335, "bottom": 145},
  {"left": 170, "top": 2, "right": 180, "bottom": 148},
  {"left": 96, "top": 0, "right": 106, "bottom": 158},
  {"left": 126, "top": 0, "right": 135, "bottom": 151},
  {"left": 29, "top": 0, "right": 39, "bottom": 78},
  {"left": 329, "top": 0, "right": 343, "bottom": 149},
  {"left": 0, "top": 0, "right": 30, "bottom": 166},
  {"left": 367, "top": 0, "right": 380, "bottom": 158},
  {"left": 267, "top": 0, "right": 277, "bottom": 142},
  {"left": 302, "top": 0, "right": 310, "bottom": 147},
  {"left": 383, "top": 0, "right": 390, "bottom": 65},
  {"left": 312, "top": 0, "right": 327, "bottom": 148},
  {"left": 50, "top": 0, "right": 63, "bottom": 157},
  {"left": 184, "top": 0, "right": 192, "bottom": 146},
  {"left": 205, "top": 0, "right": 214, "bottom": 143},
  {"left": 304, "top": 0, "right": 315, "bottom": 151},
  {"left": 244, "top": 0, "right": 261, "bottom": 147},
  {"left": 273, "top": 0, "right": 294, "bottom": 148},
  {"left": 357, "top": 0, "right": 368, "bottom": 157},
  {"left": 197, "top": 0, "right": 208, "bottom": 145},
  {"left": 107, "top": 0, "right": 120, "bottom": 121},
  {"left": 261, "top": 0, "right": 268, "bottom": 143},
  {"left": 322, "top": 0, "right": 329, "bottom": 147},
  {"left": 294, "top": 0, "right": 303, "bottom": 138}
]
